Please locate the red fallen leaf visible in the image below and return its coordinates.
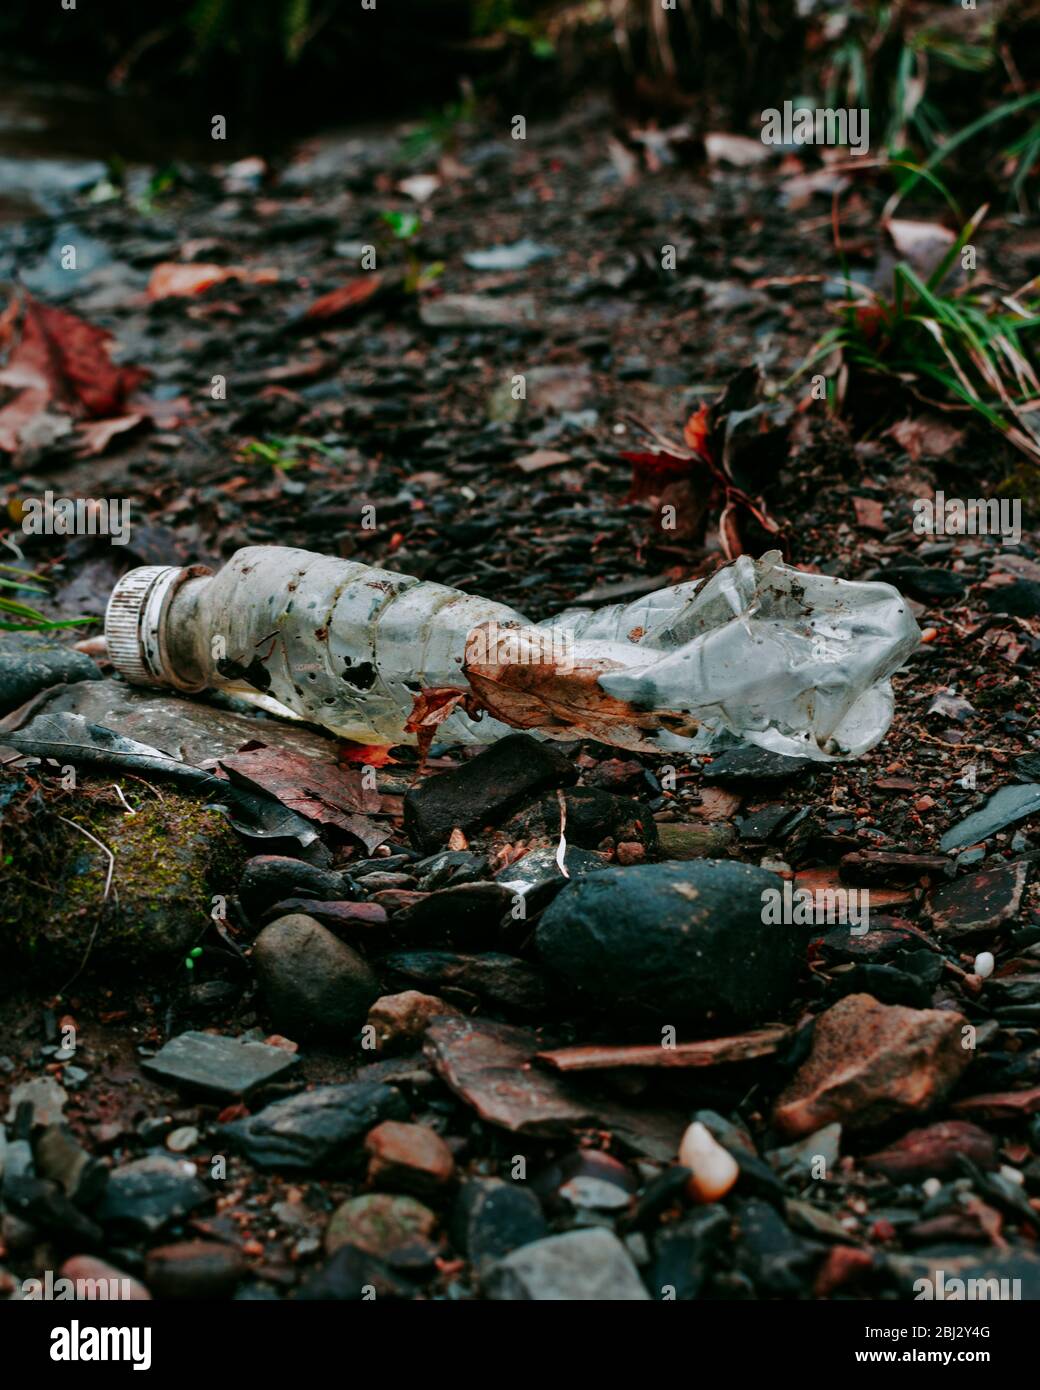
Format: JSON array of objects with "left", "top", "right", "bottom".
[
  {"left": 217, "top": 744, "right": 388, "bottom": 852},
  {"left": 75, "top": 412, "right": 145, "bottom": 457},
  {"left": 404, "top": 686, "right": 482, "bottom": 765},
  {"left": 148, "top": 262, "right": 279, "bottom": 300},
  {"left": 622, "top": 450, "right": 703, "bottom": 502},
  {"left": 338, "top": 740, "right": 397, "bottom": 767},
  {"left": 0, "top": 293, "right": 149, "bottom": 452},
  {"left": 682, "top": 402, "right": 712, "bottom": 457},
  {"left": 304, "top": 274, "right": 384, "bottom": 322}
]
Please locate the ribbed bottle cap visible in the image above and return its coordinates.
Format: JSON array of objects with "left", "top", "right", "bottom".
[{"left": 104, "top": 565, "right": 191, "bottom": 687}]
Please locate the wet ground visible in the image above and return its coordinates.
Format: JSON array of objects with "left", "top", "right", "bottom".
[{"left": 0, "top": 84, "right": 1039, "bottom": 1301}]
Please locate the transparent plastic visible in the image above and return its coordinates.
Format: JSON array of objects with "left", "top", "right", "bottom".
[{"left": 106, "top": 545, "right": 920, "bottom": 759}]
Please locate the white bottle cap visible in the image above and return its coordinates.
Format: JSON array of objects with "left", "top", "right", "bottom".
[{"left": 104, "top": 564, "right": 210, "bottom": 690}]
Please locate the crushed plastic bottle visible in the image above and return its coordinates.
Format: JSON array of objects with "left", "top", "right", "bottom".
[{"left": 104, "top": 545, "right": 920, "bottom": 760}]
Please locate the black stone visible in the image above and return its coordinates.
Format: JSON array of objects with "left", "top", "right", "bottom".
[
  {"left": 384, "top": 950, "right": 551, "bottom": 1012},
  {"left": 702, "top": 746, "right": 812, "bottom": 787},
  {"left": 403, "top": 734, "right": 577, "bottom": 851},
  {"left": 452, "top": 1178, "right": 548, "bottom": 1272},
  {"left": 536, "top": 860, "right": 804, "bottom": 1023},
  {"left": 238, "top": 855, "right": 354, "bottom": 922},
  {"left": 220, "top": 1081, "right": 408, "bottom": 1172},
  {"left": 0, "top": 633, "right": 101, "bottom": 716},
  {"left": 98, "top": 1156, "right": 211, "bottom": 1237},
  {"left": 651, "top": 1204, "right": 730, "bottom": 1300}
]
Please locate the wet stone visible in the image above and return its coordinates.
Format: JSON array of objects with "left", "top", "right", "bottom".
[
  {"left": 385, "top": 950, "right": 551, "bottom": 1012},
  {"left": 424, "top": 1016, "right": 593, "bottom": 1137},
  {"left": 32, "top": 1125, "right": 107, "bottom": 1206},
  {"left": 650, "top": 1204, "right": 729, "bottom": 1301},
  {"left": 939, "top": 784, "right": 1040, "bottom": 852},
  {"left": 58, "top": 1255, "right": 151, "bottom": 1301},
  {"left": 495, "top": 844, "right": 608, "bottom": 910},
  {"left": 297, "top": 1244, "right": 417, "bottom": 1300},
  {"left": 403, "top": 733, "right": 577, "bottom": 852},
  {"left": 220, "top": 1081, "right": 408, "bottom": 1172},
  {"left": 141, "top": 1030, "right": 300, "bottom": 1099},
  {"left": 773, "top": 993, "right": 972, "bottom": 1138},
  {"left": 485, "top": 1228, "right": 649, "bottom": 1301},
  {"left": 928, "top": 862, "right": 1030, "bottom": 937},
  {"left": 325, "top": 1192, "right": 437, "bottom": 1262},
  {"left": 238, "top": 855, "right": 355, "bottom": 922},
  {"left": 413, "top": 850, "right": 490, "bottom": 891},
  {"left": 701, "top": 746, "right": 813, "bottom": 787},
  {"left": 364, "top": 1120, "right": 455, "bottom": 1197},
  {"left": 145, "top": 1240, "right": 246, "bottom": 1299},
  {"left": 451, "top": 1177, "right": 547, "bottom": 1272},
  {"left": 863, "top": 1121, "right": 997, "bottom": 1182},
  {"left": 251, "top": 913, "right": 380, "bottom": 1039},
  {"left": 394, "top": 882, "right": 515, "bottom": 942},
  {"left": 0, "top": 632, "right": 101, "bottom": 716},
  {"left": 503, "top": 786, "right": 658, "bottom": 853},
  {"left": 98, "top": 1156, "right": 211, "bottom": 1237},
  {"left": 536, "top": 860, "right": 804, "bottom": 1023},
  {"left": 366, "top": 991, "right": 460, "bottom": 1054},
  {"left": 656, "top": 822, "right": 738, "bottom": 859}
]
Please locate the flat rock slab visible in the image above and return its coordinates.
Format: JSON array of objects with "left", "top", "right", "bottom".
[
  {"left": 42, "top": 678, "right": 340, "bottom": 768},
  {"left": 425, "top": 1016, "right": 592, "bottom": 1137},
  {"left": 485, "top": 1228, "right": 649, "bottom": 1300},
  {"left": 840, "top": 851, "right": 950, "bottom": 886},
  {"left": 220, "top": 1081, "right": 408, "bottom": 1172},
  {"left": 701, "top": 746, "right": 813, "bottom": 786},
  {"left": 939, "top": 783, "right": 1040, "bottom": 852},
  {"left": 141, "top": 1031, "right": 300, "bottom": 1099},
  {"left": 928, "top": 861, "right": 1029, "bottom": 937}
]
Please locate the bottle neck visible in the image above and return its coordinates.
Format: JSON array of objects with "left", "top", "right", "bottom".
[{"left": 159, "top": 572, "right": 213, "bottom": 691}]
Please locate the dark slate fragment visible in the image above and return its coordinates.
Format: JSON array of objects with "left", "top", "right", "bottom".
[
  {"left": 451, "top": 1177, "right": 548, "bottom": 1271},
  {"left": 651, "top": 1204, "right": 730, "bottom": 1300},
  {"left": 928, "top": 861, "right": 1030, "bottom": 935},
  {"left": 141, "top": 1030, "right": 300, "bottom": 1099},
  {"left": 702, "top": 746, "right": 812, "bottom": 787},
  {"left": 220, "top": 1082, "right": 407, "bottom": 1172},
  {"left": 403, "top": 733, "right": 577, "bottom": 851},
  {"left": 0, "top": 633, "right": 101, "bottom": 715},
  {"left": 98, "top": 1156, "right": 211, "bottom": 1237},
  {"left": 384, "top": 950, "right": 551, "bottom": 1012},
  {"left": 939, "top": 784, "right": 1040, "bottom": 852}
]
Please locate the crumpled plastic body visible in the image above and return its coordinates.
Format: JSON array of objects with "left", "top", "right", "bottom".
[
  {"left": 112, "top": 545, "right": 920, "bottom": 760},
  {"left": 533, "top": 550, "right": 921, "bottom": 759}
]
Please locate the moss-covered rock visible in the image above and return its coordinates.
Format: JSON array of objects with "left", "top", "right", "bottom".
[{"left": 0, "top": 788, "right": 245, "bottom": 977}]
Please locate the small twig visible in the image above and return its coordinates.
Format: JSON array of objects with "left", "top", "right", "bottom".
[
  {"left": 555, "top": 788, "right": 569, "bottom": 878},
  {"left": 911, "top": 723, "right": 1009, "bottom": 757},
  {"left": 54, "top": 816, "right": 116, "bottom": 993},
  {"left": 56, "top": 816, "right": 115, "bottom": 900},
  {"left": 111, "top": 784, "right": 137, "bottom": 815}
]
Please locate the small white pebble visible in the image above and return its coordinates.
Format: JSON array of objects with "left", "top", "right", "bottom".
[
  {"left": 999, "top": 1165, "right": 1024, "bottom": 1186},
  {"left": 678, "top": 1121, "right": 739, "bottom": 1203},
  {"left": 922, "top": 1177, "right": 942, "bottom": 1198},
  {"left": 973, "top": 951, "right": 995, "bottom": 979}
]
